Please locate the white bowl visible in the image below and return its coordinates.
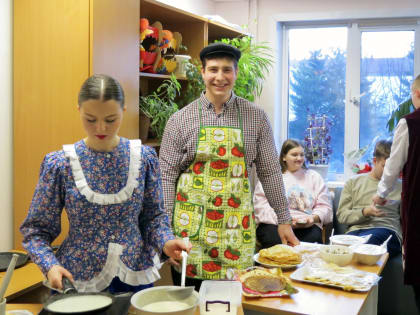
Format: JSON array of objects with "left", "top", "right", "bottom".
[
  {"left": 350, "top": 244, "right": 387, "bottom": 265},
  {"left": 320, "top": 245, "right": 354, "bottom": 266},
  {"left": 330, "top": 234, "right": 367, "bottom": 246},
  {"left": 130, "top": 286, "right": 199, "bottom": 315}
]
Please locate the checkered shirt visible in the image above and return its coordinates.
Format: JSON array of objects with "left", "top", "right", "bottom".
[{"left": 159, "top": 92, "right": 291, "bottom": 225}]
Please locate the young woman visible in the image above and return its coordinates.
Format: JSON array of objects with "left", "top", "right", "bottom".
[
  {"left": 253, "top": 139, "right": 332, "bottom": 247},
  {"left": 20, "top": 74, "right": 189, "bottom": 293}
]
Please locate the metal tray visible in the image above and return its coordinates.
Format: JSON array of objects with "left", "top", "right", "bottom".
[{"left": 0, "top": 252, "right": 28, "bottom": 272}]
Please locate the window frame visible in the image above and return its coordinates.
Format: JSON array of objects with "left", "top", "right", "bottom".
[{"left": 279, "top": 18, "right": 420, "bottom": 180}]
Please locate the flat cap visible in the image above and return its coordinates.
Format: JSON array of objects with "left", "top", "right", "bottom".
[{"left": 200, "top": 43, "right": 241, "bottom": 62}]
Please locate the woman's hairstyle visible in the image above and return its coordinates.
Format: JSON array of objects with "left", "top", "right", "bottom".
[
  {"left": 78, "top": 74, "right": 125, "bottom": 108},
  {"left": 373, "top": 139, "right": 392, "bottom": 160},
  {"left": 279, "top": 139, "right": 306, "bottom": 173}
]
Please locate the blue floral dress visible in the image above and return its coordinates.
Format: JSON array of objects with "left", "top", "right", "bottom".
[{"left": 20, "top": 138, "right": 174, "bottom": 292}]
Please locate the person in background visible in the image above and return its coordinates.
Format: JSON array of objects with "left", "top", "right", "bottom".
[
  {"left": 337, "top": 140, "right": 401, "bottom": 257},
  {"left": 373, "top": 74, "right": 420, "bottom": 311},
  {"left": 254, "top": 139, "right": 332, "bottom": 247},
  {"left": 159, "top": 43, "right": 299, "bottom": 291},
  {"left": 20, "top": 74, "right": 189, "bottom": 294}
]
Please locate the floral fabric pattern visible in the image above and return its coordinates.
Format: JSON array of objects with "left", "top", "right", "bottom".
[{"left": 20, "top": 138, "right": 174, "bottom": 285}]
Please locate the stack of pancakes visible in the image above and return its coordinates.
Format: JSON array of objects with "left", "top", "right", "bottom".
[{"left": 259, "top": 244, "right": 302, "bottom": 266}]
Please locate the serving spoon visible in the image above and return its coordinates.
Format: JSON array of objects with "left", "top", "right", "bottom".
[
  {"left": 0, "top": 254, "right": 19, "bottom": 301},
  {"left": 167, "top": 238, "right": 194, "bottom": 300}
]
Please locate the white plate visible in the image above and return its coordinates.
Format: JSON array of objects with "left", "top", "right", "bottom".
[
  {"left": 253, "top": 253, "right": 300, "bottom": 270},
  {"left": 329, "top": 234, "right": 369, "bottom": 246}
]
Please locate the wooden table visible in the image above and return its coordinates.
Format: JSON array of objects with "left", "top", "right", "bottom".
[
  {"left": 243, "top": 254, "right": 388, "bottom": 315},
  {"left": 0, "top": 257, "right": 44, "bottom": 300},
  {"left": 6, "top": 304, "right": 245, "bottom": 314}
]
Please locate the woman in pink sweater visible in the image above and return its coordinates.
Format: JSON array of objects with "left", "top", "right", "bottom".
[{"left": 253, "top": 139, "right": 332, "bottom": 247}]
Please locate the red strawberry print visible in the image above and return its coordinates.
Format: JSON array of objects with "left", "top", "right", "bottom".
[
  {"left": 242, "top": 215, "right": 250, "bottom": 229},
  {"left": 217, "top": 145, "right": 226, "bottom": 156},
  {"left": 210, "top": 160, "right": 229, "bottom": 170},
  {"left": 186, "top": 264, "right": 197, "bottom": 277},
  {"left": 231, "top": 145, "right": 244, "bottom": 157},
  {"left": 227, "top": 194, "right": 241, "bottom": 208},
  {"left": 192, "top": 161, "right": 205, "bottom": 174},
  {"left": 181, "top": 230, "right": 188, "bottom": 237},
  {"left": 224, "top": 246, "right": 240, "bottom": 261},
  {"left": 176, "top": 191, "right": 188, "bottom": 202},
  {"left": 209, "top": 247, "right": 219, "bottom": 258},
  {"left": 212, "top": 195, "right": 223, "bottom": 207}
]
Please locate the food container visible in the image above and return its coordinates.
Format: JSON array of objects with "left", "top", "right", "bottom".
[
  {"left": 199, "top": 280, "right": 242, "bottom": 315},
  {"left": 320, "top": 245, "right": 354, "bottom": 266},
  {"left": 350, "top": 244, "right": 387, "bottom": 265},
  {"left": 130, "top": 286, "right": 199, "bottom": 315},
  {"left": 330, "top": 234, "right": 367, "bottom": 246}
]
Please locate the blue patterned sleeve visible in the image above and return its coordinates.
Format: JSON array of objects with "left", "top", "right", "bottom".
[
  {"left": 20, "top": 151, "right": 66, "bottom": 275},
  {"left": 139, "top": 146, "right": 175, "bottom": 255}
]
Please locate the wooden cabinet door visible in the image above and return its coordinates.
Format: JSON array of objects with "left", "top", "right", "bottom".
[{"left": 14, "top": 0, "right": 139, "bottom": 249}]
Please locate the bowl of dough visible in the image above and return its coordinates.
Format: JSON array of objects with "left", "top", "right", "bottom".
[
  {"left": 130, "top": 286, "right": 199, "bottom": 315},
  {"left": 350, "top": 244, "right": 387, "bottom": 265},
  {"left": 320, "top": 245, "right": 354, "bottom": 266}
]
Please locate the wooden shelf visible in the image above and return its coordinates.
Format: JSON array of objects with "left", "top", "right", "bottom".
[
  {"left": 143, "top": 139, "right": 161, "bottom": 147},
  {"left": 140, "top": 72, "right": 187, "bottom": 80}
]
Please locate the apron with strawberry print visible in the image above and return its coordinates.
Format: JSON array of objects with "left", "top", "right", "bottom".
[{"left": 172, "top": 103, "right": 256, "bottom": 280}]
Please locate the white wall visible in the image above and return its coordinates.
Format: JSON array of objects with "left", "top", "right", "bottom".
[
  {"left": 0, "top": 0, "right": 13, "bottom": 251},
  {"left": 156, "top": 0, "right": 215, "bottom": 16}
]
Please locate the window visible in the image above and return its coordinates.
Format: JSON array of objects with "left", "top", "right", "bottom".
[{"left": 283, "top": 20, "right": 420, "bottom": 180}]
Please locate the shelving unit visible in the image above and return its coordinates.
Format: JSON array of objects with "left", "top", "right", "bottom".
[{"left": 139, "top": 0, "right": 245, "bottom": 147}]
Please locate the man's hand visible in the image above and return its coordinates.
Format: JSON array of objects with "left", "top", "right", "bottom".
[
  {"left": 363, "top": 204, "right": 385, "bottom": 217},
  {"left": 163, "top": 239, "right": 192, "bottom": 261},
  {"left": 47, "top": 265, "right": 74, "bottom": 290},
  {"left": 277, "top": 224, "right": 300, "bottom": 246},
  {"left": 372, "top": 194, "right": 387, "bottom": 206}
]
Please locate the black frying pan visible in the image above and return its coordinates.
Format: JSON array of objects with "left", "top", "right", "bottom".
[
  {"left": 0, "top": 252, "right": 28, "bottom": 271},
  {"left": 43, "top": 277, "right": 116, "bottom": 314}
]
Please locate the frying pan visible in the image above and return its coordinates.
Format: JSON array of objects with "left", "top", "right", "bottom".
[
  {"left": 43, "top": 277, "right": 115, "bottom": 314},
  {"left": 0, "top": 252, "right": 28, "bottom": 272}
]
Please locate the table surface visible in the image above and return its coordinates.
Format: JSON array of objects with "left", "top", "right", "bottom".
[
  {"left": 0, "top": 252, "right": 44, "bottom": 300},
  {"left": 243, "top": 253, "right": 388, "bottom": 315},
  {"left": 6, "top": 304, "right": 245, "bottom": 315},
  {"left": 3, "top": 251, "right": 386, "bottom": 315}
]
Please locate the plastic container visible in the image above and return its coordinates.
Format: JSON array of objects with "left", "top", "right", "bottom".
[
  {"left": 199, "top": 280, "right": 242, "bottom": 315},
  {"left": 320, "top": 245, "right": 354, "bottom": 266},
  {"left": 130, "top": 286, "right": 199, "bottom": 315},
  {"left": 350, "top": 244, "right": 387, "bottom": 265},
  {"left": 174, "top": 55, "right": 191, "bottom": 76}
]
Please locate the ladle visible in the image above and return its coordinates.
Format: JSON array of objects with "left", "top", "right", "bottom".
[
  {"left": 167, "top": 238, "right": 194, "bottom": 300},
  {"left": 0, "top": 254, "right": 19, "bottom": 300}
]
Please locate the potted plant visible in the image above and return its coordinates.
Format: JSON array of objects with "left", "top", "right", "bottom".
[
  {"left": 303, "top": 114, "right": 332, "bottom": 180},
  {"left": 181, "top": 36, "right": 274, "bottom": 105},
  {"left": 387, "top": 98, "right": 414, "bottom": 132},
  {"left": 139, "top": 74, "right": 181, "bottom": 141}
]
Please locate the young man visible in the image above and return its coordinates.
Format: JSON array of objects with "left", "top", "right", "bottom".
[
  {"left": 159, "top": 43, "right": 299, "bottom": 289},
  {"left": 337, "top": 140, "right": 401, "bottom": 257},
  {"left": 373, "top": 74, "right": 420, "bottom": 311}
]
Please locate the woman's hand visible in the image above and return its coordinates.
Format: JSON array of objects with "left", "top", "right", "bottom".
[
  {"left": 163, "top": 239, "right": 192, "bottom": 261},
  {"left": 47, "top": 265, "right": 74, "bottom": 290}
]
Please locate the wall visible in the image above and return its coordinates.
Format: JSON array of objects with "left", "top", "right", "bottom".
[
  {"left": 0, "top": 0, "right": 13, "bottom": 250},
  {"left": 155, "top": 0, "right": 215, "bottom": 16}
]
